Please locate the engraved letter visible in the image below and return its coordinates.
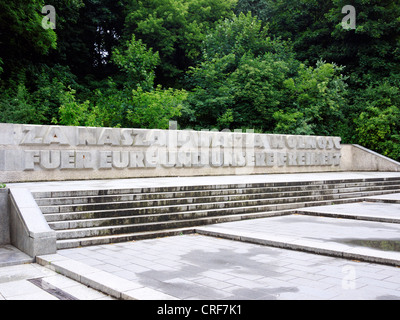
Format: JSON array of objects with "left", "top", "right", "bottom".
[{"left": 40, "top": 150, "right": 61, "bottom": 169}]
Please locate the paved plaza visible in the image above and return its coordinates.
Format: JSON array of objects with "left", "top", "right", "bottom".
[
  {"left": 2, "top": 173, "right": 400, "bottom": 300},
  {"left": 0, "top": 260, "right": 115, "bottom": 300},
  {"left": 3, "top": 227, "right": 400, "bottom": 300},
  {"left": 51, "top": 233, "right": 400, "bottom": 300}
]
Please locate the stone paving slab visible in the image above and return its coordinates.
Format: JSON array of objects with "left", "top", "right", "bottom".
[
  {"left": 296, "top": 201, "right": 400, "bottom": 223},
  {"left": 36, "top": 254, "right": 178, "bottom": 300},
  {"left": 0, "top": 262, "right": 115, "bottom": 300},
  {"left": 0, "top": 245, "right": 33, "bottom": 267},
  {"left": 365, "top": 193, "right": 400, "bottom": 203},
  {"left": 196, "top": 215, "right": 400, "bottom": 266},
  {"left": 3, "top": 172, "right": 400, "bottom": 300},
  {"left": 40, "top": 234, "right": 400, "bottom": 300}
]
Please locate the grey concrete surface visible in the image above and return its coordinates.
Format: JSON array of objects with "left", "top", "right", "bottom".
[
  {"left": 3, "top": 211, "right": 400, "bottom": 300},
  {"left": 9, "top": 188, "right": 57, "bottom": 258},
  {"left": 0, "top": 245, "right": 32, "bottom": 267},
  {"left": 296, "top": 201, "right": 400, "bottom": 223},
  {"left": 7, "top": 171, "right": 400, "bottom": 193},
  {"left": 35, "top": 197, "right": 400, "bottom": 300},
  {"left": 197, "top": 215, "right": 400, "bottom": 266},
  {"left": 366, "top": 193, "right": 400, "bottom": 203},
  {"left": 0, "top": 261, "right": 115, "bottom": 300},
  {"left": 0, "top": 189, "right": 9, "bottom": 245},
  {"left": 39, "top": 234, "right": 400, "bottom": 300},
  {"left": 2, "top": 173, "right": 400, "bottom": 300}
]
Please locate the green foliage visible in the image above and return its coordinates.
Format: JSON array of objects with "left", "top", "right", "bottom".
[
  {"left": 274, "top": 61, "right": 349, "bottom": 137},
  {"left": 127, "top": 86, "right": 188, "bottom": 129},
  {"left": 234, "top": 0, "right": 271, "bottom": 23},
  {"left": 45, "top": 0, "right": 123, "bottom": 80},
  {"left": 217, "top": 109, "right": 234, "bottom": 129},
  {"left": 90, "top": 82, "right": 187, "bottom": 129},
  {"left": 0, "top": 85, "right": 48, "bottom": 125},
  {"left": 355, "top": 82, "right": 400, "bottom": 161},
  {"left": 87, "top": 35, "right": 187, "bottom": 129},
  {"left": 112, "top": 35, "right": 161, "bottom": 91},
  {"left": 124, "top": 0, "right": 237, "bottom": 86},
  {"left": 0, "top": 0, "right": 399, "bottom": 160},
  {"left": 0, "top": 64, "right": 83, "bottom": 125},
  {"left": 54, "top": 87, "right": 91, "bottom": 126},
  {"left": 328, "top": 0, "right": 400, "bottom": 82},
  {"left": 185, "top": 13, "right": 295, "bottom": 130},
  {"left": 263, "top": 0, "right": 400, "bottom": 85},
  {"left": 185, "top": 13, "right": 348, "bottom": 136},
  {"left": 273, "top": 110, "right": 311, "bottom": 135},
  {"left": 0, "top": 0, "right": 57, "bottom": 58},
  {"left": 88, "top": 79, "right": 131, "bottom": 128}
]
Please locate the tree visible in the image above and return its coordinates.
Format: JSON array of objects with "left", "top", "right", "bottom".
[
  {"left": 0, "top": 0, "right": 57, "bottom": 79},
  {"left": 184, "top": 12, "right": 348, "bottom": 135},
  {"left": 90, "top": 33, "right": 188, "bottom": 129},
  {"left": 234, "top": 0, "right": 272, "bottom": 24},
  {"left": 273, "top": 61, "right": 349, "bottom": 136},
  {"left": 0, "top": 85, "right": 49, "bottom": 125},
  {"left": 123, "top": 0, "right": 237, "bottom": 86},
  {"left": 56, "top": 87, "right": 91, "bottom": 126},
  {"left": 184, "top": 13, "right": 296, "bottom": 130},
  {"left": 112, "top": 35, "right": 161, "bottom": 91},
  {"left": 127, "top": 86, "right": 188, "bottom": 129},
  {"left": 354, "top": 82, "right": 400, "bottom": 161},
  {"left": 45, "top": 0, "right": 126, "bottom": 82},
  {"left": 0, "top": 63, "right": 83, "bottom": 126},
  {"left": 262, "top": 0, "right": 400, "bottom": 84}
]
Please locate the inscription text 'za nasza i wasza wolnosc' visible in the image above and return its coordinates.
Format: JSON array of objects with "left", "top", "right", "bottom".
[{"left": 0, "top": 123, "right": 342, "bottom": 182}]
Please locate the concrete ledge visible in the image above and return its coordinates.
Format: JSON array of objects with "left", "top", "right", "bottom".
[
  {"left": 9, "top": 188, "right": 57, "bottom": 258},
  {"left": 195, "top": 226, "right": 400, "bottom": 267},
  {"left": 341, "top": 144, "right": 400, "bottom": 172},
  {"left": 0, "top": 188, "right": 10, "bottom": 245},
  {"left": 36, "top": 254, "right": 179, "bottom": 300},
  {"left": 0, "top": 244, "right": 33, "bottom": 267}
]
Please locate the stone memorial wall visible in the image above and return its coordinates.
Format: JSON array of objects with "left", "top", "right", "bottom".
[{"left": 0, "top": 123, "right": 348, "bottom": 182}]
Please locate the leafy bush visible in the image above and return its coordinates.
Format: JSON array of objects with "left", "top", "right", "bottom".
[{"left": 355, "top": 82, "right": 400, "bottom": 161}]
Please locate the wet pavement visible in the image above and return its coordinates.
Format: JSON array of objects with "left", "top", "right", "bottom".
[
  {"left": 52, "top": 233, "right": 400, "bottom": 300},
  {"left": 2, "top": 190, "right": 400, "bottom": 300}
]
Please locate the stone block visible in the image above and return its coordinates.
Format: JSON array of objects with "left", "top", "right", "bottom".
[
  {"left": 0, "top": 188, "right": 10, "bottom": 245},
  {"left": 9, "top": 188, "right": 57, "bottom": 258},
  {"left": 0, "top": 123, "right": 348, "bottom": 183}
]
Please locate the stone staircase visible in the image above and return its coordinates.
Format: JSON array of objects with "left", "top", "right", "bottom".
[{"left": 32, "top": 177, "right": 400, "bottom": 249}]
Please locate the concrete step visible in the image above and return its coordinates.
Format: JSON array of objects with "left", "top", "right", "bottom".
[
  {"left": 363, "top": 196, "right": 400, "bottom": 204},
  {"left": 33, "top": 177, "right": 400, "bottom": 249},
  {"left": 54, "top": 195, "right": 378, "bottom": 249},
  {"left": 43, "top": 187, "right": 400, "bottom": 224},
  {"left": 56, "top": 227, "right": 197, "bottom": 249},
  {"left": 48, "top": 203, "right": 293, "bottom": 231},
  {"left": 35, "top": 184, "right": 340, "bottom": 206},
  {"left": 53, "top": 189, "right": 399, "bottom": 239},
  {"left": 38, "top": 183, "right": 400, "bottom": 214},
  {"left": 32, "top": 177, "right": 400, "bottom": 200}
]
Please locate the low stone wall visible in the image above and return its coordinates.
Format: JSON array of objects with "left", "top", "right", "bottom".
[
  {"left": 8, "top": 188, "right": 56, "bottom": 257},
  {"left": 0, "top": 188, "right": 10, "bottom": 245},
  {"left": 0, "top": 123, "right": 399, "bottom": 183},
  {"left": 340, "top": 144, "right": 400, "bottom": 172},
  {"left": 0, "top": 123, "right": 344, "bottom": 183}
]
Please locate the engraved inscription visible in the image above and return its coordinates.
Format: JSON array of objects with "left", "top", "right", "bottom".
[{"left": 19, "top": 126, "right": 342, "bottom": 171}]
